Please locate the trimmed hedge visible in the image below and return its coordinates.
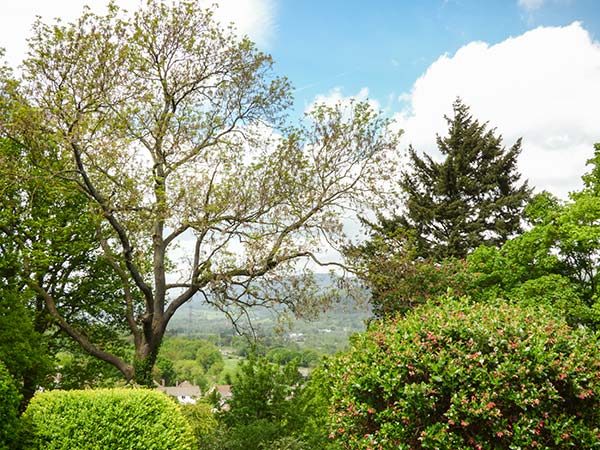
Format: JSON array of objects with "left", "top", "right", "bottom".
[
  {"left": 22, "top": 388, "right": 196, "bottom": 450},
  {"left": 326, "top": 297, "right": 600, "bottom": 449},
  {"left": 0, "top": 360, "right": 21, "bottom": 450}
]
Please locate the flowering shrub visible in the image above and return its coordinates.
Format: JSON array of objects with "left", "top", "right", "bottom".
[{"left": 326, "top": 297, "right": 600, "bottom": 449}]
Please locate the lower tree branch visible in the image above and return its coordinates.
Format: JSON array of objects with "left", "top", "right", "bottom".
[{"left": 26, "top": 279, "right": 133, "bottom": 381}]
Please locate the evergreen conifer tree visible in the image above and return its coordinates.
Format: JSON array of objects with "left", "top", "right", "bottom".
[{"left": 393, "top": 98, "right": 531, "bottom": 259}]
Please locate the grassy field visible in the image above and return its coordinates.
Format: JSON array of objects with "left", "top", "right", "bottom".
[{"left": 218, "top": 355, "right": 242, "bottom": 383}]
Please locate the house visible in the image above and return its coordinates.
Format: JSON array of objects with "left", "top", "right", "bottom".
[
  {"left": 157, "top": 380, "right": 201, "bottom": 404},
  {"left": 208, "top": 384, "right": 232, "bottom": 410}
]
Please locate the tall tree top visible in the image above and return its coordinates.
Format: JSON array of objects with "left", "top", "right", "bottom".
[
  {"left": 3, "top": 0, "right": 399, "bottom": 384},
  {"left": 396, "top": 98, "right": 531, "bottom": 259}
]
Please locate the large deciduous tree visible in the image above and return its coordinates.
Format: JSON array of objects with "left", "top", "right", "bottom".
[{"left": 3, "top": 1, "right": 397, "bottom": 384}]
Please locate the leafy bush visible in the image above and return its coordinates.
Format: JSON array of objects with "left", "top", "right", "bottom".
[
  {"left": 468, "top": 243, "right": 600, "bottom": 329},
  {"left": 326, "top": 297, "right": 600, "bottom": 449},
  {"left": 263, "top": 436, "right": 309, "bottom": 449},
  {"left": 180, "top": 401, "right": 218, "bottom": 446},
  {"left": 217, "top": 357, "right": 305, "bottom": 449},
  {"left": 0, "top": 360, "right": 21, "bottom": 450},
  {"left": 346, "top": 229, "right": 474, "bottom": 317},
  {"left": 209, "top": 357, "right": 339, "bottom": 450},
  {"left": 21, "top": 388, "right": 196, "bottom": 450}
]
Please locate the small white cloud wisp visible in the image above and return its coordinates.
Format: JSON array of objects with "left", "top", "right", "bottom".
[{"left": 518, "top": 0, "right": 545, "bottom": 12}]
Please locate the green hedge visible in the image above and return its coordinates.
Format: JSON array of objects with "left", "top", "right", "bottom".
[
  {"left": 0, "top": 360, "right": 21, "bottom": 450},
  {"left": 22, "top": 388, "right": 196, "bottom": 450},
  {"left": 326, "top": 297, "right": 600, "bottom": 449}
]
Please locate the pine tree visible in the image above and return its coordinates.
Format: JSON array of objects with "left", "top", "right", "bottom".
[
  {"left": 392, "top": 98, "right": 531, "bottom": 259},
  {"left": 346, "top": 99, "right": 531, "bottom": 316}
]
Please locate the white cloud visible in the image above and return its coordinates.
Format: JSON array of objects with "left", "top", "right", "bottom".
[
  {"left": 0, "top": 0, "right": 276, "bottom": 69},
  {"left": 393, "top": 22, "right": 600, "bottom": 198},
  {"left": 0, "top": 1, "right": 117, "bottom": 68},
  {"left": 518, "top": 0, "right": 545, "bottom": 11},
  {"left": 200, "top": 0, "right": 277, "bottom": 49},
  {"left": 307, "top": 87, "right": 381, "bottom": 114}
]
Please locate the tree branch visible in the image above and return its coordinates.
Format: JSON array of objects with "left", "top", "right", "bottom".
[
  {"left": 97, "top": 230, "right": 142, "bottom": 349},
  {"left": 26, "top": 279, "right": 133, "bottom": 380},
  {"left": 70, "top": 141, "right": 154, "bottom": 306}
]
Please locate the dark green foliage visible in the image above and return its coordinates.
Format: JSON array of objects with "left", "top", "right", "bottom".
[
  {"left": 54, "top": 343, "right": 128, "bottom": 390},
  {"left": 0, "top": 289, "right": 52, "bottom": 407},
  {"left": 299, "top": 349, "right": 321, "bottom": 367},
  {"left": 266, "top": 436, "right": 311, "bottom": 450},
  {"left": 295, "top": 366, "right": 343, "bottom": 450},
  {"left": 347, "top": 229, "right": 473, "bottom": 316},
  {"left": 0, "top": 360, "right": 21, "bottom": 450},
  {"left": 214, "top": 357, "right": 333, "bottom": 450},
  {"left": 21, "top": 388, "right": 196, "bottom": 450},
  {"left": 397, "top": 99, "right": 531, "bottom": 259},
  {"left": 0, "top": 136, "right": 132, "bottom": 387},
  {"left": 154, "top": 356, "right": 177, "bottom": 386},
  {"left": 224, "top": 357, "right": 303, "bottom": 428},
  {"left": 326, "top": 297, "right": 600, "bottom": 449},
  {"left": 133, "top": 357, "right": 156, "bottom": 388}
]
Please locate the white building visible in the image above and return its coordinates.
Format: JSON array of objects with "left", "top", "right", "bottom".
[{"left": 157, "top": 380, "right": 201, "bottom": 404}]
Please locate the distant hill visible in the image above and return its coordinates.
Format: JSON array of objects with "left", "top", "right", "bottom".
[{"left": 166, "top": 273, "right": 371, "bottom": 353}]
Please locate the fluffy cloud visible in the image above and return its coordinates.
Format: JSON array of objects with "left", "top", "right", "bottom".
[
  {"left": 394, "top": 22, "right": 600, "bottom": 198},
  {"left": 0, "top": 0, "right": 276, "bottom": 69}
]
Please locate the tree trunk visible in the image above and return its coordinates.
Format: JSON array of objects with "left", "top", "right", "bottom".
[
  {"left": 133, "top": 353, "right": 157, "bottom": 387},
  {"left": 20, "top": 373, "right": 38, "bottom": 413},
  {"left": 132, "top": 326, "right": 165, "bottom": 386}
]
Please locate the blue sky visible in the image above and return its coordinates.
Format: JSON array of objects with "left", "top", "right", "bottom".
[
  {"left": 1, "top": 0, "right": 599, "bottom": 197},
  {"left": 270, "top": 0, "right": 600, "bottom": 114},
  {"left": 259, "top": 0, "right": 600, "bottom": 199}
]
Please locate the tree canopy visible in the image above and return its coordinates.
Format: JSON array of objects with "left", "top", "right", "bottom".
[
  {"left": 388, "top": 98, "right": 531, "bottom": 259},
  {"left": 347, "top": 99, "right": 531, "bottom": 316},
  {"left": 0, "top": 135, "right": 115, "bottom": 400},
  {"left": 468, "top": 144, "right": 600, "bottom": 328},
  {"left": 0, "top": 0, "right": 397, "bottom": 384}
]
